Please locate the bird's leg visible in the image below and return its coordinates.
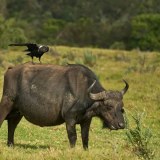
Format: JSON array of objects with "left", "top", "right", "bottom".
[
  {"left": 31, "top": 57, "right": 34, "bottom": 64},
  {"left": 39, "top": 57, "right": 42, "bottom": 64}
]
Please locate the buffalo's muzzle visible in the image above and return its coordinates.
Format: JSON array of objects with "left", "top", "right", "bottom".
[{"left": 118, "top": 122, "right": 125, "bottom": 129}]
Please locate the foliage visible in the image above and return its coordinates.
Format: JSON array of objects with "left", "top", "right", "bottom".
[
  {"left": 110, "top": 41, "right": 126, "bottom": 50},
  {"left": 83, "top": 50, "right": 97, "bottom": 67},
  {"left": 130, "top": 14, "right": 160, "bottom": 51},
  {"left": 126, "top": 52, "right": 159, "bottom": 74},
  {"left": 126, "top": 112, "right": 154, "bottom": 159},
  {"left": 0, "top": 15, "right": 27, "bottom": 48},
  {"left": 1, "top": 1, "right": 160, "bottom": 50},
  {"left": 38, "top": 18, "right": 66, "bottom": 44}
]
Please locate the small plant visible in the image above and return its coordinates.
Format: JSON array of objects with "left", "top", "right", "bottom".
[
  {"left": 114, "top": 53, "right": 130, "bottom": 62},
  {"left": 60, "top": 58, "right": 69, "bottom": 65},
  {"left": 83, "top": 50, "right": 96, "bottom": 67},
  {"left": 126, "top": 112, "right": 154, "bottom": 160},
  {"left": 138, "top": 54, "right": 146, "bottom": 73},
  {"left": 62, "top": 51, "right": 75, "bottom": 62},
  {"left": 75, "top": 58, "right": 83, "bottom": 65},
  {"left": 66, "top": 51, "right": 75, "bottom": 61},
  {"left": 126, "top": 53, "right": 158, "bottom": 74}
]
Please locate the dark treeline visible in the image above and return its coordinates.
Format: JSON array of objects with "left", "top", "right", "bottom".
[{"left": 0, "top": 0, "right": 160, "bottom": 50}]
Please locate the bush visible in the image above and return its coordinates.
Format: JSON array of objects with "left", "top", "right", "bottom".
[
  {"left": 39, "top": 18, "right": 66, "bottom": 44},
  {"left": 83, "top": 50, "right": 96, "bottom": 67},
  {"left": 62, "top": 51, "right": 75, "bottom": 61},
  {"left": 126, "top": 112, "right": 154, "bottom": 160},
  {"left": 0, "top": 16, "right": 27, "bottom": 49},
  {"left": 110, "top": 41, "right": 126, "bottom": 50},
  {"left": 130, "top": 14, "right": 160, "bottom": 51}
]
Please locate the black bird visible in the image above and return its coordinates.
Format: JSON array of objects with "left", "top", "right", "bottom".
[{"left": 9, "top": 43, "right": 49, "bottom": 63}]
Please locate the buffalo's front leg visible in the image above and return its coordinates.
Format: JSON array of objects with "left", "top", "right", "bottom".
[
  {"left": 80, "top": 118, "right": 92, "bottom": 150},
  {"left": 66, "top": 123, "right": 77, "bottom": 148}
]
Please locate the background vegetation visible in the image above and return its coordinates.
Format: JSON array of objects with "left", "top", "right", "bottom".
[
  {"left": 1, "top": 0, "right": 160, "bottom": 50},
  {"left": 0, "top": 1, "right": 160, "bottom": 159},
  {"left": 0, "top": 46, "right": 159, "bottom": 159}
]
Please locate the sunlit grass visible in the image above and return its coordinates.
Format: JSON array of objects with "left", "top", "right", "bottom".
[{"left": 0, "top": 46, "right": 160, "bottom": 159}]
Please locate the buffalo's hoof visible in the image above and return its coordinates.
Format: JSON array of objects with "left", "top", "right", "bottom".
[{"left": 7, "top": 142, "right": 14, "bottom": 147}]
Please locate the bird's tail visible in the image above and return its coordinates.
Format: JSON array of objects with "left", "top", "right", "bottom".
[
  {"left": 24, "top": 49, "right": 30, "bottom": 52},
  {"left": 9, "top": 43, "right": 28, "bottom": 46},
  {"left": 26, "top": 52, "right": 32, "bottom": 56}
]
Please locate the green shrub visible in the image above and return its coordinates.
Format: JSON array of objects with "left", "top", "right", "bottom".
[
  {"left": 60, "top": 58, "right": 69, "bottom": 65},
  {"left": 126, "top": 112, "right": 154, "bottom": 160},
  {"left": 83, "top": 50, "right": 96, "bottom": 67},
  {"left": 62, "top": 51, "right": 75, "bottom": 61},
  {"left": 110, "top": 41, "right": 126, "bottom": 50},
  {"left": 130, "top": 14, "right": 160, "bottom": 51},
  {"left": 0, "top": 16, "right": 27, "bottom": 49},
  {"left": 75, "top": 58, "right": 83, "bottom": 65}
]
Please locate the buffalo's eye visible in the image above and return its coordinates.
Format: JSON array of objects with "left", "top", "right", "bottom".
[{"left": 121, "top": 108, "right": 125, "bottom": 113}]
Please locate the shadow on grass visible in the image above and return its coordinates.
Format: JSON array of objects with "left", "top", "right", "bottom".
[{"left": 15, "top": 143, "right": 50, "bottom": 150}]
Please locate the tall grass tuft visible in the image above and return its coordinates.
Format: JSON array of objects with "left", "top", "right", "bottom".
[
  {"left": 83, "top": 50, "right": 96, "bottom": 67},
  {"left": 126, "top": 112, "right": 154, "bottom": 160},
  {"left": 126, "top": 53, "right": 158, "bottom": 74},
  {"left": 114, "top": 53, "right": 130, "bottom": 62}
]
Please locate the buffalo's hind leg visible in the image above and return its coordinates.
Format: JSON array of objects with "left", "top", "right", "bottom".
[
  {"left": 0, "top": 96, "right": 14, "bottom": 127},
  {"left": 0, "top": 95, "right": 21, "bottom": 147},
  {"left": 7, "top": 113, "right": 22, "bottom": 147}
]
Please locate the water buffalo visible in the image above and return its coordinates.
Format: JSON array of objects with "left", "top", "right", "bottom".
[{"left": 0, "top": 63, "right": 129, "bottom": 149}]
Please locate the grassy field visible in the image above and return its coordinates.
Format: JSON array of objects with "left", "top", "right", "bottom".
[{"left": 0, "top": 46, "right": 160, "bottom": 160}]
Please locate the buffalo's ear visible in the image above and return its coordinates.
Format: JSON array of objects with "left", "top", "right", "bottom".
[
  {"left": 85, "top": 102, "right": 100, "bottom": 118},
  {"left": 87, "top": 102, "right": 100, "bottom": 112}
]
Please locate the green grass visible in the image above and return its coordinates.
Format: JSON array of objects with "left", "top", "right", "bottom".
[{"left": 0, "top": 46, "right": 160, "bottom": 159}]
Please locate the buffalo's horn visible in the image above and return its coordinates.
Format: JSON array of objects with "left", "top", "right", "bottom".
[
  {"left": 89, "top": 91, "right": 106, "bottom": 100},
  {"left": 121, "top": 79, "right": 129, "bottom": 95},
  {"left": 87, "top": 80, "right": 96, "bottom": 92},
  {"left": 88, "top": 80, "right": 107, "bottom": 100}
]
